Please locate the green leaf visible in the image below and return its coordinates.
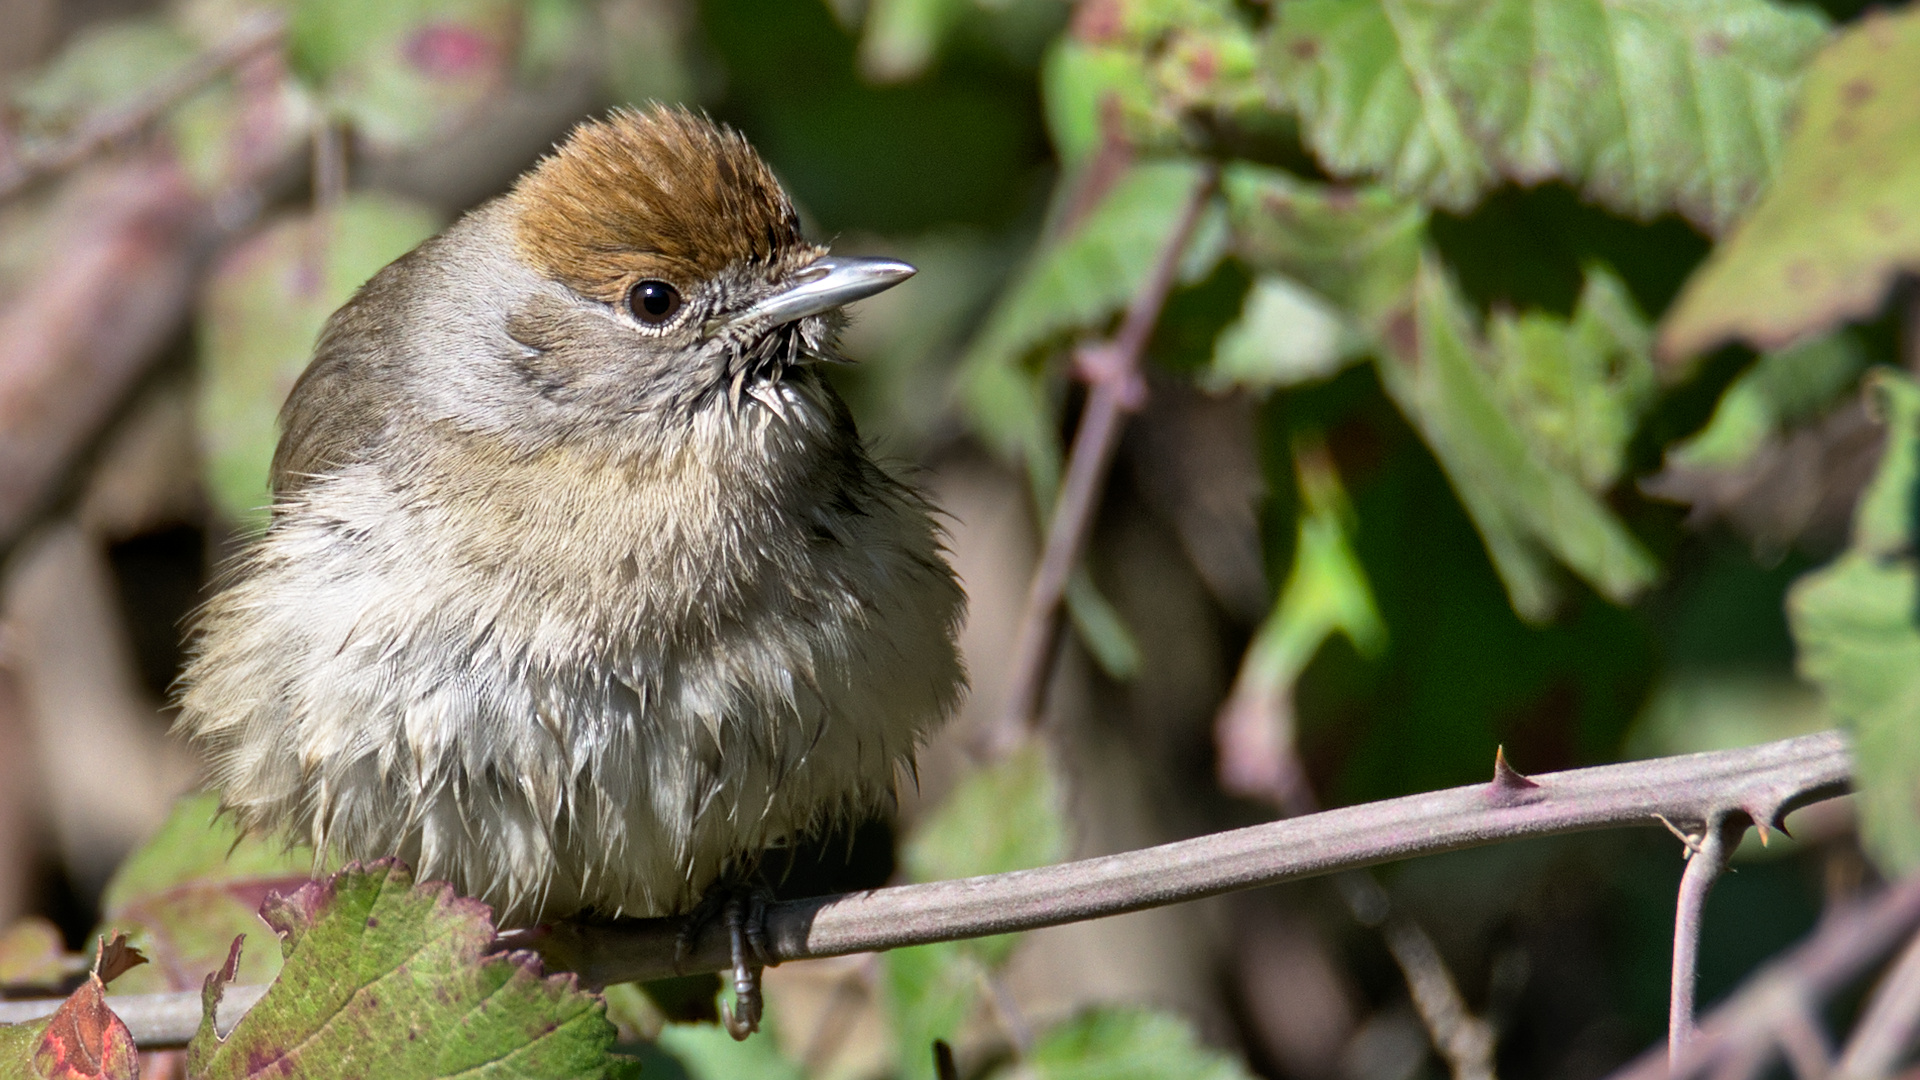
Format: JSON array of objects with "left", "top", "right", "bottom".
[
  {"left": 197, "top": 194, "right": 440, "bottom": 526},
  {"left": 1265, "top": 0, "right": 1828, "bottom": 232},
  {"left": 10, "top": 19, "right": 198, "bottom": 138},
  {"left": 1789, "top": 369, "right": 1920, "bottom": 874},
  {"left": 1040, "top": 7, "right": 1262, "bottom": 165},
  {"left": 654, "top": 1015, "right": 805, "bottom": 1080},
  {"left": 859, "top": 0, "right": 970, "bottom": 83},
  {"left": 93, "top": 794, "right": 317, "bottom": 996},
  {"left": 289, "top": 0, "right": 520, "bottom": 148},
  {"left": 1484, "top": 266, "right": 1655, "bottom": 492},
  {"left": 884, "top": 744, "right": 1070, "bottom": 1078},
  {"left": 1206, "top": 273, "right": 1366, "bottom": 391},
  {"left": 958, "top": 158, "right": 1226, "bottom": 464},
  {"left": 1246, "top": 447, "right": 1386, "bottom": 691},
  {"left": 188, "top": 860, "right": 633, "bottom": 1079},
  {"left": 1375, "top": 256, "right": 1659, "bottom": 621},
  {"left": 0, "top": 918, "right": 74, "bottom": 991},
  {"left": 988, "top": 1007, "right": 1256, "bottom": 1080},
  {"left": 1221, "top": 164, "right": 1426, "bottom": 323},
  {"left": 1661, "top": 7, "right": 1920, "bottom": 360},
  {"left": 1665, "top": 333, "right": 1867, "bottom": 471}
]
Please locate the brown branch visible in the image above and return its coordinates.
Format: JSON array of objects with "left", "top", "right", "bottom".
[
  {"left": 1669, "top": 813, "right": 1746, "bottom": 1066},
  {"left": 1834, "top": 924, "right": 1920, "bottom": 1078},
  {"left": 1611, "top": 871, "right": 1920, "bottom": 1080},
  {"left": 0, "top": 732, "right": 1851, "bottom": 1051},
  {"left": 0, "top": 13, "right": 284, "bottom": 202},
  {"left": 993, "top": 164, "right": 1219, "bottom": 746}
]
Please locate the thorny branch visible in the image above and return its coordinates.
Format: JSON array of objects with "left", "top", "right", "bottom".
[
  {"left": 992, "top": 164, "right": 1220, "bottom": 748},
  {"left": 1219, "top": 678, "right": 1499, "bottom": 1079},
  {"left": 0, "top": 731, "right": 1844, "bottom": 1050},
  {"left": 1610, "top": 871, "right": 1920, "bottom": 1080},
  {"left": 1668, "top": 813, "right": 1745, "bottom": 1066},
  {"left": 0, "top": 13, "right": 285, "bottom": 202}
]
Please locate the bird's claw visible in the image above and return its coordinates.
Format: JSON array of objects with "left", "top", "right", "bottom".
[{"left": 720, "top": 893, "right": 770, "bottom": 1040}]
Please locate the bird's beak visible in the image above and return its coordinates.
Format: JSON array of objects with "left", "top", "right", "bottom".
[{"left": 723, "top": 256, "right": 916, "bottom": 331}]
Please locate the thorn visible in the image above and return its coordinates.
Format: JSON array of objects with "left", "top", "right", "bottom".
[
  {"left": 1486, "top": 745, "right": 1545, "bottom": 807},
  {"left": 1755, "top": 821, "right": 1771, "bottom": 847}
]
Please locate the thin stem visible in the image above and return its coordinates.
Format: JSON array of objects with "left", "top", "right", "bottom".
[
  {"left": 1834, "top": 924, "right": 1920, "bottom": 1078},
  {"left": 1613, "top": 873, "right": 1920, "bottom": 1080},
  {"left": 1673, "top": 814, "right": 1747, "bottom": 1065},
  {"left": 0, "top": 13, "right": 284, "bottom": 202},
  {"left": 993, "top": 165, "right": 1219, "bottom": 746},
  {"left": 1384, "top": 915, "right": 1497, "bottom": 1080},
  {"left": 0, "top": 732, "right": 1852, "bottom": 1051}
]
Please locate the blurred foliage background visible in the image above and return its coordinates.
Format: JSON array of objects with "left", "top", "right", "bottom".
[{"left": 0, "top": 0, "right": 1918, "bottom": 1076}]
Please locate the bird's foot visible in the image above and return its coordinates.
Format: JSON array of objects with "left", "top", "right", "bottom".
[
  {"left": 673, "top": 884, "right": 773, "bottom": 1040},
  {"left": 720, "top": 891, "right": 770, "bottom": 1040}
]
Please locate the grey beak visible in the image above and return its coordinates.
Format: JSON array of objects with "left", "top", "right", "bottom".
[{"left": 729, "top": 256, "right": 916, "bottom": 329}]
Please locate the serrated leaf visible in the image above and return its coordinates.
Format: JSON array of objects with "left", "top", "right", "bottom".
[
  {"left": 988, "top": 1007, "right": 1257, "bottom": 1080},
  {"left": 289, "top": 0, "right": 519, "bottom": 148},
  {"left": 188, "top": 860, "right": 632, "bottom": 1079},
  {"left": 1661, "top": 7, "right": 1920, "bottom": 360},
  {"left": 1265, "top": 0, "right": 1828, "bottom": 232},
  {"left": 198, "top": 194, "right": 439, "bottom": 526},
  {"left": 1376, "top": 257, "right": 1659, "bottom": 621},
  {"left": 1205, "top": 273, "right": 1365, "bottom": 391},
  {"left": 1664, "top": 332, "right": 1866, "bottom": 471},
  {"left": 1789, "top": 369, "right": 1920, "bottom": 874},
  {"left": 1221, "top": 164, "right": 1426, "bottom": 322},
  {"left": 1484, "top": 266, "right": 1655, "bottom": 491},
  {"left": 93, "top": 793, "right": 318, "bottom": 996}
]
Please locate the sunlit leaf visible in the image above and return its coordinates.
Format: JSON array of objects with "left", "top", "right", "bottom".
[
  {"left": 93, "top": 793, "right": 318, "bottom": 996},
  {"left": 1205, "top": 273, "right": 1365, "bottom": 391},
  {"left": 0, "top": 919, "right": 73, "bottom": 992},
  {"left": 1661, "top": 7, "right": 1920, "bottom": 360},
  {"left": 859, "top": 0, "right": 969, "bottom": 82},
  {"left": 1484, "top": 266, "right": 1654, "bottom": 491},
  {"left": 987, "top": 1007, "right": 1257, "bottom": 1080},
  {"left": 1221, "top": 164, "right": 1426, "bottom": 323},
  {"left": 197, "top": 194, "right": 439, "bottom": 526},
  {"left": 0, "top": 937, "right": 148, "bottom": 1080},
  {"left": 1790, "top": 369, "right": 1920, "bottom": 874},
  {"left": 187, "top": 861, "right": 634, "bottom": 1079},
  {"left": 1375, "top": 257, "right": 1659, "bottom": 621},
  {"left": 958, "top": 158, "right": 1226, "bottom": 465},
  {"left": 1265, "top": 0, "right": 1828, "bottom": 231},
  {"left": 1664, "top": 332, "right": 1867, "bottom": 471}
]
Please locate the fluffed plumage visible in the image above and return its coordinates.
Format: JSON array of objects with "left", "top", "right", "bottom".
[{"left": 175, "top": 107, "right": 967, "bottom": 927}]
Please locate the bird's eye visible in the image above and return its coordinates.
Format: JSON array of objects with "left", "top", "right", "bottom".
[{"left": 627, "top": 280, "right": 682, "bottom": 325}]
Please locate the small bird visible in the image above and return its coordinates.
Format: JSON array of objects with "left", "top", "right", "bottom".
[{"left": 175, "top": 107, "right": 966, "bottom": 1033}]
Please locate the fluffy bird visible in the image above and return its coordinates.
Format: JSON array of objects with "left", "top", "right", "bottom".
[{"left": 175, "top": 108, "right": 967, "bottom": 1028}]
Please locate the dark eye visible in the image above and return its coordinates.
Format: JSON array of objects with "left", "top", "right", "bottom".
[{"left": 627, "top": 280, "right": 682, "bottom": 324}]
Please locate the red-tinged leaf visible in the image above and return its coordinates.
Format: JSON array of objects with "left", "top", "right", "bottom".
[
  {"left": 92, "top": 794, "right": 319, "bottom": 998},
  {"left": 188, "top": 860, "right": 634, "bottom": 1079},
  {"left": 31, "top": 976, "right": 139, "bottom": 1080}
]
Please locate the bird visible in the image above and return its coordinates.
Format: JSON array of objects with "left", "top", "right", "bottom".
[{"left": 173, "top": 106, "right": 967, "bottom": 1035}]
